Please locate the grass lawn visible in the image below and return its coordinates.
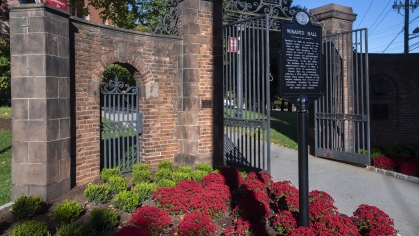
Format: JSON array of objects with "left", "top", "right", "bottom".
[
  {"left": 0, "top": 106, "right": 11, "bottom": 119},
  {"left": 0, "top": 130, "right": 12, "bottom": 205}
]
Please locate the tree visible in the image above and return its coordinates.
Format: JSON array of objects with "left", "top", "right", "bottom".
[
  {"left": 0, "top": 37, "right": 10, "bottom": 106},
  {"left": 102, "top": 64, "right": 135, "bottom": 87}
]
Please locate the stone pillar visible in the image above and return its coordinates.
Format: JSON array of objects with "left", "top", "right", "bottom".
[
  {"left": 309, "top": 4, "right": 357, "bottom": 36},
  {"left": 308, "top": 4, "right": 357, "bottom": 154},
  {"left": 176, "top": 0, "right": 224, "bottom": 167},
  {"left": 10, "top": 4, "right": 71, "bottom": 201}
]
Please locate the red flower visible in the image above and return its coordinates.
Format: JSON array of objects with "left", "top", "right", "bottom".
[
  {"left": 204, "top": 183, "right": 232, "bottom": 206},
  {"left": 189, "top": 190, "right": 226, "bottom": 219},
  {"left": 174, "top": 211, "right": 217, "bottom": 236},
  {"left": 272, "top": 210, "right": 297, "bottom": 235},
  {"left": 223, "top": 218, "right": 267, "bottom": 236},
  {"left": 152, "top": 187, "right": 188, "bottom": 214},
  {"left": 128, "top": 206, "right": 172, "bottom": 234},
  {"left": 219, "top": 167, "right": 244, "bottom": 188},
  {"left": 270, "top": 181, "right": 299, "bottom": 211},
  {"left": 285, "top": 226, "right": 316, "bottom": 236},
  {"left": 114, "top": 225, "right": 150, "bottom": 236},
  {"left": 373, "top": 156, "right": 396, "bottom": 170},
  {"left": 244, "top": 172, "right": 273, "bottom": 188},
  {"left": 400, "top": 161, "right": 419, "bottom": 176},
  {"left": 312, "top": 215, "right": 360, "bottom": 236},
  {"left": 309, "top": 197, "right": 338, "bottom": 222},
  {"left": 233, "top": 190, "right": 271, "bottom": 221},
  {"left": 352, "top": 204, "right": 398, "bottom": 236},
  {"left": 201, "top": 172, "right": 227, "bottom": 187},
  {"left": 241, "top": 179, "right": 268, "bottom": 193}
]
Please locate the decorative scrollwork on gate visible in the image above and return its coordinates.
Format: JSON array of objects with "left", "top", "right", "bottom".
[
  {"left": 223, "top": 0, "right": 294, "bottom": 25},
  {"left": 101, "top": 77, "right": 138, "bottom": 94},
  {"left": 225, "top": 118, "right": 268, "bottom": 129},
  {"left": 148, "top": 0, "right": 180, "bottom": 36}
]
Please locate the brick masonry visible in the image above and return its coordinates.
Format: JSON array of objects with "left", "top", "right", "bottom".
[{"left": 10, "top": 0, "right": 224, "bottom": 200}]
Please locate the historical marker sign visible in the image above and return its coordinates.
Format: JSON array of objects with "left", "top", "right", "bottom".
[{"left": 279, "top": 12, "right": 323, "bottom": 104}]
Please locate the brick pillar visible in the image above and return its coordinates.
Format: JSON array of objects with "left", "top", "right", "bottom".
[
  {"left": 309, "top": 4, "right": 357, "bottom": 154},
  {"left": 10, "top": 4, "right": 71, "bottom": 201},
  {"left": 176, "top": 0, "right": 224, "bottom": 167}
]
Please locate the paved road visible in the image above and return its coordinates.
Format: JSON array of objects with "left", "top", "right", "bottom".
[{"left": 270, "top": 144, "right": 419, "bottom": 236}]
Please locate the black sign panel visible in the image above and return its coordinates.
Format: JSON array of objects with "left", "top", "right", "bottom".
[{"left": 279, "top": 14, "right": 323, "bottom": 104}]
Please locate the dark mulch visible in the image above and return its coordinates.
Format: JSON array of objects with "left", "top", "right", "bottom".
[{"left": 0, "top": 119, "right": 11, "bottom": 131}]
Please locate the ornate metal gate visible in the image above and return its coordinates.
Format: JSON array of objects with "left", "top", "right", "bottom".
[
  {"left": 223, "top": 15, "right": 272, "bottom": 172},
  {"left": 314, "top": 29, "right": 370, "bottom": 165},
  {"left": 100, "top": 78, "right": 142, "bottom": 172}
]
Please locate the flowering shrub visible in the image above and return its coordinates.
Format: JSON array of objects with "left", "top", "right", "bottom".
[
  {"left": 223, "top": 218, "right": 266, "bottom": 236},
  {"left": 309, "top": 190, "right": 334, "bottom": 204},
  {"left": 153, "top": 187, "right": 187, "bottom": 214},
  {"left": 233, "top": 190, "right": 271, "bottom": 221},
  {"left": 392, "top": 155, "right": 408, "bottom": 166},
  {"left": 352, "top": 204, "right": 398, "bottom": 236},
  {"left": 272, "top": 210, "right": 297, "bottom": 235},
  {"left": 400, "top": 161, "right": 419, "bottom": 176},
  {"left": 204, "top": 183, "right": 232, "bottom": 206},
  {"left": 308, "top": 190, "right": 338, "bottom": 222},
  {"left": 373, "top": 156, "right": 396, "bottom": 170},
  {"left": 285, "top": 226, "right": 316, "bottom": 236},
  {"left": 241, "top": 179, "right": 268, "bottom": 193},
  {"left": 244, "top": 172, "right": 273, "bottom": 188},
  {"left": 219, "top": 167, "right": 243, "bottom": 188},
  {"left": 201, "top": 172, "right": 227, "bottom": 187},
  {"left": 270, "top": 181, "right": 299, "bottom": 211},
  {"left": 114, "top": 225, "right": 150, "bottom": 236},
  {"left": 129, "top": 206, "right": 172, "bottom": 235},
  {"left": 174, "top": 211, "right": 217, "bottom": 236},
  {"left": 312, "top": 215, "right": 360, "bottom": 236},
  {"left": 189, "top": 191, "right": 226, "bottom": 219}
]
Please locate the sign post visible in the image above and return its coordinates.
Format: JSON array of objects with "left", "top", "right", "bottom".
[{"left": 278, "top": 11, "right": 323, "bottom": 228}]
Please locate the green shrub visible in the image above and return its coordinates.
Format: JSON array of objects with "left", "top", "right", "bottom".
[
  {"left": 131, "top": 170, "right": 152, "bottom": 185},
  {"left": 52, "top": 199, "right": 83, "bottom": 224},
  {"left": 190, "top": 170, "right": 208, "bottom": 182},
  {"left": 172, "top": 171, "right": 191, "bottom": 184},
  {"left": 132, "top": 163, "right": 150, "bottom": 172},
  {"left": 158, "top": 160, "right": 173, "bottom": 171},
  {"left": 359, "top": 149, "right": 368, "bottom": 155},
  {"left": 113, "top": 190, "right": 139, "bottom": 213},
  {"left": 176, "top": 164, "right": 193, "bottom": 174},
  {"left": 195, "top": 163, "right": 213, "bottom": 173},
  {"left": 399, "top": 150, "right": 411, "bottom": 158},
  {"left": 155, "top": 168, "right": 173, "bottom": 182},
  {"left": 157, "top": 179, "right": 176, "bottom": 188},
  {"left": 384, "top": 145, "right": 401, "bottom": 158},
  {"left": 403, "top": 145, "right": 416, "bottom": 154},
  {"left": 9, "top": 220, "right": 50, "bottom": 236},
  {"left": 108, "top": 176, "right": 128, "bottom": 194},
  {"left": 83, "top": 184, "right": 111, "bottom": 205},
  {"left": 371, "top": 151, "right": 384, "bottom": 161},
  {"left": 100, "top": 167, "right": 121, "bottom": 182},
  {"left": 132, "top": 182, "right": 158, "bottom": 203},
  {"left": 237, "top": 167, "right": 248, "bottom": 179},
  {"left": 12, "top": 195, "right": 43, "bottom": 219},
  {"left": 89, "top": 208, "right": 119, "bottom": 232},
  {"left": 55, "top": 222, "right": 96, "bottom": 236}
]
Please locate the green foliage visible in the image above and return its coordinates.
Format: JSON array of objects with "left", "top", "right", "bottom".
[
  {"left": 195, "top": 163, "right": 213, "bottom": 173},
  {"left": 108, "top": 176, "right": 128, "bottom": 194},
  {"left": 89, "top": 208, "right": 119, "bottom": 232},
  {"left": 102, "top": 64, "right": 135, "bottom": 87},
  {"left": 113, "top": 190, "right": 140, "bottom": 213},
  {"left": 131, "top": 170, "right": 153, "bottom": 185},
  {"left": 384, "top": 145, "right": 401, "bottom": 158},
  {"left": 52, "top": 199, "right": 83, "bottom": 224},
  {"left": 9, "top": 220, "right": 50, "bottom": 236},
  {"left": 158, "top": 160, "right": 174, "bottom": 171},
  {"left": 0, "top": 130, "right": 11, "bottom": 205},
  {"left": 0, "top": 106, "right": 11, "bottom": 119},
  {"left": 83, "top": 184, "right": 111, "bottom": 204},
  {"left": 100, "top": 167, "right": 121, "bottom": 182},
  {"left": 0, "top": 38, "right": 10, "bottom": 91},
  {"left": 132, "top": 182, "right": 157, "bottom": 204},
  {"left": 55, "top": 222, "right": 96, "bottom": 236},
  {"left": 190, "top": 170, "right": 208, "bottom": 182},
  {"left": 12, "top": 195, "right": 42, "bottom": 219},
  {"left": 176, "top": 164, "right": 193, "bottom": 174},
  {"left": 171, "top": 171, "right": 192, "bottom": 184},
  {"left": 359, "top": 149, "right": 368, "bottom": 155},
  {"left": 132, "top": 163, "right": 150, "bottom": 172},
  {"left": 156, "top": 179, "right": 176, "bottom": 188},
  {"left": 237, "top": 167, "right": 248, "bottom": 179},
  {"left": 155, "top": 168, "right": 173, "bottom": 182}
]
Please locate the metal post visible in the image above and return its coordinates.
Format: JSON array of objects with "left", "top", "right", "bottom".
[
  {"left": 236, "top": 25, "right": 243, "bottom": 118},
  {"left": 298, "top": 95, "right": 309, "bottom": 227},
  {"left": 405, "top": 0, "right": 409, "bottom": 54}
]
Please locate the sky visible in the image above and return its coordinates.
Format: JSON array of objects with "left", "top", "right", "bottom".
[{"left": 299, "top": 0, "right": 419, "bottom": 53}]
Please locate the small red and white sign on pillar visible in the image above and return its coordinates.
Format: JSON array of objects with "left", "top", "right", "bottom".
[
  {"left": 228, "top": 37, "right": 238, "bottom": 53},
  {"left": 46, "top": 0, "right": 68, "bottom": 10}
]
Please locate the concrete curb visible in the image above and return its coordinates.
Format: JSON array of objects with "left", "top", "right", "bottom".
[
  {"left": 366, "top": 166, "right": 419, "bottom": 184},
  {"left": 0, "top": 202, "right": 13, "bottom": 211}
]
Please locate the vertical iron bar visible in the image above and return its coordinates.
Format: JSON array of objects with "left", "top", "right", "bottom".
[
  {"left": 364, "top": 29, "right": 370, "bottom": 165},
  {"left": 265, "top": 14, "right": 271, "bottom": 173}
]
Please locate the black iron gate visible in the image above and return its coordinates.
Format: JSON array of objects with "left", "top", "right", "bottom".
[
  {"left": 314, "top": 29, "right": 370, "bottom": 165},
  {"left": 223, "top": 15, "right": 271, "bottom": 172},
  {"left": 100, "top": 78, "right": 142, "bottom": 172}
]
